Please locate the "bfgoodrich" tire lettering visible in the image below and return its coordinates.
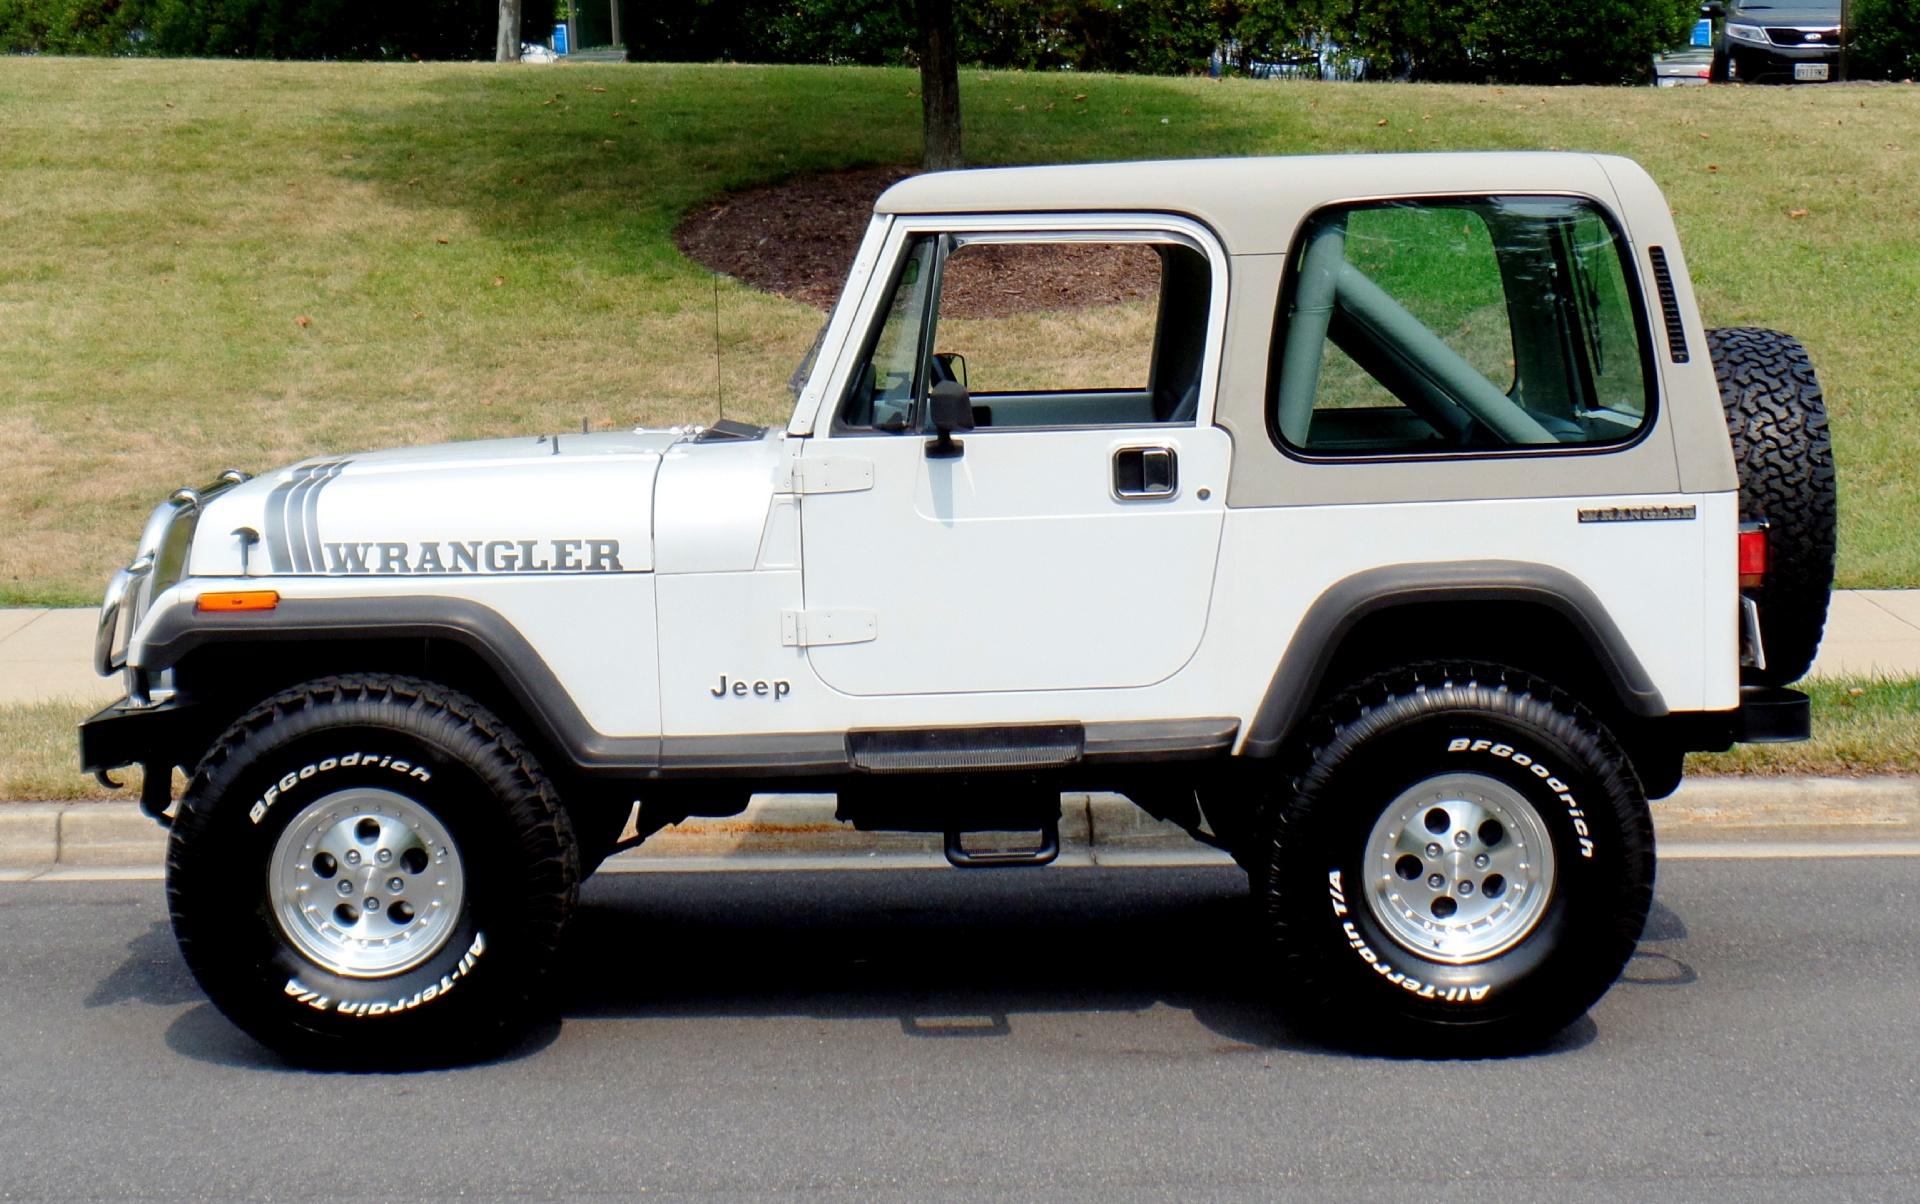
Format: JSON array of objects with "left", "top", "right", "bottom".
[
  {"left": 1446, "top": 738, "right": 1595, "bottom": 858},
  {"left": 248, "top": 752, "right": 434, "bottom": 824}
]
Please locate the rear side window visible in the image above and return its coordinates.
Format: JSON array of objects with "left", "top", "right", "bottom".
[{"left": 1270, "top": 196, "right": 1654, "bottom": 457}]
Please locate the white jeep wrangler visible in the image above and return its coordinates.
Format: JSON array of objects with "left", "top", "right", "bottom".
[{"left": 82, "top": 153, "right": 1834, "bottom": 1063}]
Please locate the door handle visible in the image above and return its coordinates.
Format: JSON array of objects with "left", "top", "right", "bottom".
[{"left": 1113, "top": 445, "right": 1178, "bottom": 500}]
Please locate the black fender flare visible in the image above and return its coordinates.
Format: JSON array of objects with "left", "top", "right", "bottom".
[
  {"left": 137, "top": 596, "right": 669, "bottom": 775},
  {"left": 1240, "top": 561, "right": 1667, "bottom": 758}
]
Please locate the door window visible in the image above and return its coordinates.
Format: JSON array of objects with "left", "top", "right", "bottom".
[
  {"left": 838, "top": 233, "right": 1213, "bottom": 432},
  {"left": 1270, "top": 196, "right": 1654, "bottom": 456}
]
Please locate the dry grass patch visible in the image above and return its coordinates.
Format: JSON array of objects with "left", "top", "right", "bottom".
[
  {"left": 2, "top": 61, "right": 1918, "bottom": 600},
  {"left": 2, "top": 677, "right": 1913, "bottom": 803}
]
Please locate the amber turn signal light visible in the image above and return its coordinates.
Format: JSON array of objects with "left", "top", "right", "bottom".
[{"left": 196, "top": 590, "right": 280, "bottom": 612}]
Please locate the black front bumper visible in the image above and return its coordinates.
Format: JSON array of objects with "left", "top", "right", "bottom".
[
  {"left": 79, "top": 696, "right": 206, "bottom": 776},
  {"left": 1728, "top": 41, "right": 1839, "bottom": 82}
]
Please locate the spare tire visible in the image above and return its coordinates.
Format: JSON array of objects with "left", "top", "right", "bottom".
[{"left": 1706, "top": 327, "right": 1837, "bottom": 685}]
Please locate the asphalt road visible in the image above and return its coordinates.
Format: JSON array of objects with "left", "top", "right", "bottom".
[{"left": 2, "top": 857, "right": 1917, "bottom": 1201}]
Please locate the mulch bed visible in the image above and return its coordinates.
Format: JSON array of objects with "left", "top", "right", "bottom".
[{"left": 674, "top": 165, "right": 1159, "bottom": 318}]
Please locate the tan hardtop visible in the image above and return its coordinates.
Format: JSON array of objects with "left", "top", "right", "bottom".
[{"left": 874, "top": 152, "right": 1635, "bottom": 255}]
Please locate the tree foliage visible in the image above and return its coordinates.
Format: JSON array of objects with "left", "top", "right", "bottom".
[
  {"left": 0, "top": 0, "right": 557, "bottom": 58},
  {"left": 1852, "top": 0, "right": 1920, "bottom": 81}
]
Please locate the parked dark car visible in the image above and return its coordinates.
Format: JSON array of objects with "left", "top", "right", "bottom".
[{"left": 1710, "top": 0, "right": 1844, "bottom": 82}]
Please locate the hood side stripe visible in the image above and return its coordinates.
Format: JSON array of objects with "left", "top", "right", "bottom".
[
  {"left": 262, "top": 466, "right": 313, "bottom": 575},
  {"left": 283, "top": 459, "right": 341, "bottom": 574},
  {"left": 301, "top": 459, "right": 348, "bottom": 573}
]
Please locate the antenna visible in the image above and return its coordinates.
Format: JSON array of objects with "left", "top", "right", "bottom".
[{"left": 711, "top": 271, "right": 725, "bottom": 424}]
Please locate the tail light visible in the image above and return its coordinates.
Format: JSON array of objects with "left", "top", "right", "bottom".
[{"left": 1738, "top": 523, "right": 1768, "bottom": 589}]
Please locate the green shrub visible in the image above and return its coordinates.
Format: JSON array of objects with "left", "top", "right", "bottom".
[
  {"left": 1852, "top": 0, "right": 1920, "bottom": 80},
  {"left": 0, "top": 0, "right": 558, "bottom": 58}
]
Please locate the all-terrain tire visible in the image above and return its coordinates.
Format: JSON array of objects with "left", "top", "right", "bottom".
[
  {"left": 1263, "top": 662, "right": 1654, "bottom": 1054},
  {"left": 167, "top": 674, "right": 579, "bottom": 1067},
  {"left": 1706, "top": 326, "right": 1837, "bottom": 685}
]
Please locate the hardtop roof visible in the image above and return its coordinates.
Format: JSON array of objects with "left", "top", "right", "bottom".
[{"left": 873, "top": 152, "right": 1637, "bottom": 255}]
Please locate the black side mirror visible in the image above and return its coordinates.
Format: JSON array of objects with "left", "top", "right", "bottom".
[
  {"left": 925, "top": 380, "right": 974, "bottom": 460},
  {"left": 932, "top": 351, "right": 968, "bottom": 389}
]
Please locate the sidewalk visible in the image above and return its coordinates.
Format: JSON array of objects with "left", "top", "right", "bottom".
[
  {"left": 4, "top": 592, "right": 1917, "bottom": 707},
  {"left": 6, "top": 778, "right": 1918, "bottom": 877}
]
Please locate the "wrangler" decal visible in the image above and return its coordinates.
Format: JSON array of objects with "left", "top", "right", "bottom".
[{"left": 320, "top": 539, "right": 623, "bottom": 575}]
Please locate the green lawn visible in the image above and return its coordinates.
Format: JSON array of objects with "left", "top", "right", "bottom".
[
  {"left": 4, "top": 677, "right": 1912, "bottom": 803},
  {"left": 2, "top": 59, "right": 1917, "bottom": 603}
]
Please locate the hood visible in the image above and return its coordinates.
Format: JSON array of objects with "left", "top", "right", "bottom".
[{"left": 189, "top": 429, "right": 692, "bottom": 579}]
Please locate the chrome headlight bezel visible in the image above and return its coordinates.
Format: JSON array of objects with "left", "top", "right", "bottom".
[{"left": 96, "top": 469, "right": 250, "bottom": 678}]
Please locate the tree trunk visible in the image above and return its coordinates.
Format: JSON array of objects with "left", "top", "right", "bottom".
[
  {"left": 609, "top": 0, "right": 621, "bottom": 50},
  {"left": 496, "top": 0, "right": 523, "bottom": 62},
  {"left": 915, "top": 0, "right": 963, "bottom": 170}
]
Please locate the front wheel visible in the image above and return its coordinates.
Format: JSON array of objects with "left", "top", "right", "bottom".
[
  {"left": 167, "top": 675, "right": 580, "bottom": 1066},
  {"left": 1263, "top": 663, "right": 1654, "bottom": 1053}
]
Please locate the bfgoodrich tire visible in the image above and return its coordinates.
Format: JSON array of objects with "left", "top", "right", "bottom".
[
  {"left": 167, "top": 675, "right": 579, "bottom": 1067},
  {"left": 1707, "top": 326, "right": 1837, "bottom": 685},
  {"left": 1264, "top": 663, "right": 1654, "bottom": 1054}
]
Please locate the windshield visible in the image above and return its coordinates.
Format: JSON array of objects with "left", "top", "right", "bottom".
[{"left": 788, "top": 320, "right": 828, "bottom": 400}]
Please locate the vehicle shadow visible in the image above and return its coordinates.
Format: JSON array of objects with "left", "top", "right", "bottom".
[
  {"left": 549, "top": 866, "right": 1602, "bottom": 1061},
  {"left": 130, "top": 866, "right": 1660, "bottom": 1071}
]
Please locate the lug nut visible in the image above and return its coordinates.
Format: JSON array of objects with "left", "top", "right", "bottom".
[
  {"left": 344, "top": 849, "right": 362, "bottom": 866},
  {"left": 364, "top": 897, "right": 379, "bottom": 912},
  {"left": 1475, "top": 853, "right": 1490, "bottom": 869},
  {"left": 337, "top": 880, "right": 354, "bottom": 895},
  {"left": 1426, "top": 842, "right": 1443, "bottom": 859},
  {"left": 376, "top": 848, "right": 393, "bottom": 864},
  {"left": 1455, "top": 831, "right": 1471, "bottom": 848},
  {"left": 1427, "top": 873, "right": 1445, "bottom": 890},
  {"left": 1459, "top": 881, "right": 1475, "bottom": 896},
  {"left": 387, "top": 876, "right": 405, "bottom": 893}
]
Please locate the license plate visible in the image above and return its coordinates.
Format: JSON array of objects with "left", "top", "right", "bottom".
[{"left": 1795, "top": 63, "right": 1831, "bottom": 81}]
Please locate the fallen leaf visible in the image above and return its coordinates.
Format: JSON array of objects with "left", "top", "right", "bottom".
[
  {"left": 1848, "top": 686, "right": 1865, "bottom": 696},
  {"left": 1375, "top": 117, "right": 1389, "bottom": 126},
  {"left": 1788, "top": 207, "right": 1809, "bottom": 218},
  {"left": 1699, "top": 132, "right": 1710, "bottom": 139},
  {"left": 588, "top": 85, "right": 606, "bottom": 93},
  {"left": 601, "top": 139, "right": 616, "bottom": 148},
  {"left": 435, "top": 236, "right": 450, "bottom": 245},
  {"left": 411, "top": 310, "right": 425, "bottom": 320},
  {"left": 1707, "top": 163, "right": 1719, "bottom": 172},
  {"left": 293, "top": 315, "right": 311, "bottom": 328},
  {"left": 406, "top": 178, "right": 420, "bottom": 187},
  {"left": 1072, "top": 93, "right": 1087, "bottom": 102},
  {"left": 1160, "top": 117, "right": 1169, "bottom": 124},
  {"left": 491, "top": 276, "right": 505, "bottom": 288}
]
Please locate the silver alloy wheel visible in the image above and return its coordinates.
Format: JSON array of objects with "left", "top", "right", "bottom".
[
  {"left": 268, "top": 787, "right": 464, "bottom": 978},
  {"left": 1362, "top": 772, "right": 1555, "bottom": 965}
]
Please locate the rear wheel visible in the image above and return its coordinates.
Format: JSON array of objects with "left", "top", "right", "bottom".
[
  {"left": 1707, "top": 326, "right": 1836, "bottom": 685},
  {"left": 1262, "top": 663, "right": 1654, "bottom": 1053},
  {"left": 168, "top": 675, "right": 579, "bottom": 1066}
]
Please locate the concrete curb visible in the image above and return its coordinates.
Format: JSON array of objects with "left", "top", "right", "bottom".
[{"left": 3, "top": 777, "right": 1917, "bottom": 874}]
